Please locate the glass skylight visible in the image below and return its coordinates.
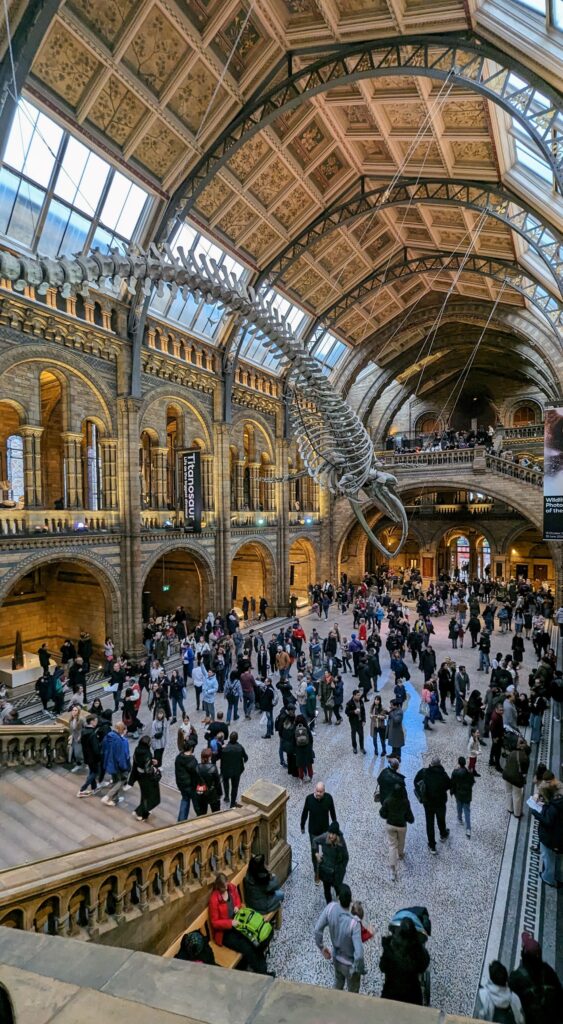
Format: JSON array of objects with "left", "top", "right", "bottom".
[
  {"left": 236, "top": 289, "right": 309, "bottom": 372},
  {"left": 309, "top": 329, "right": 349, "bottom": 375},
  {"left": 0, "top": 98, "right": 151, "bottom": 256}
]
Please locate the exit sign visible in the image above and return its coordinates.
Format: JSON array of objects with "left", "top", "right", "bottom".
[{"left": 162, "top": 584, "right": 171, "bottom": 592}]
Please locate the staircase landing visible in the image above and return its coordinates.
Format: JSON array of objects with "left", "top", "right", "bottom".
[{"left": 0, "top": 766, "right": 179, "bottom": 870}]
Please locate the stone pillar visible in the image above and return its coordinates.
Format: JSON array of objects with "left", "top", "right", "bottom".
[
  {"left": 214, "top": 424, "right": 232, "bottom": 613},
  {"left": 201, "top": 454, "right": 214, "bottom": 511},
  {"left": 151, "top": 447, "right": 168, "bottom": 509},
  {"left": 263, "top": 465, "right": 276, "bottom": 512},
  {"left": 275, "top": 439, "right": 290, "bottom": 615},
  {"left": 318, "top": 485, "right": 334, "bottom": 578},
  {"left": 288, "top": 476, "right": 296, "bottom": 511},
  {"left": 20, "top": 426, "right": 43, "bottom": 508},
  {"left": 234, "top": 460, "right": 245, "bottom": 510},
  {"left": 248, "top": 462, "right": 260, "bottom": 510},
  {"left": 99, "top": 438, "right": 118, "bottom": 510},
  {"left": 468, "top": 535, "right": 478, "bottom": 578},
  {"left": 312, "top": 480, "right": 320, "bottom": 513},
  {"left": 62, "top": 432, "right": 84, "bottom": 509},
  {"left": 117, "top": 397, "right": 143, "bottom": 656}
]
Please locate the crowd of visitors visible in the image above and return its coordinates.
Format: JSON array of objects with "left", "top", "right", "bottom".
[{"left": 3, "top": 566, "right": 561, "bottom": 1017}]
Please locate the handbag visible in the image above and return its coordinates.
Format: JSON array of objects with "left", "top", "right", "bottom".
[
  {"left": 259, "top": 711, "right": 268, "bottom": 726},
  {"left": 325, "top": 694, "right": 335, "bottom": 709},
  {"left": 418, "top": 699, "right": 429, "bottom": 717},
  {"left": 147, "top": 764, "right": 162, "bottom": 782}
]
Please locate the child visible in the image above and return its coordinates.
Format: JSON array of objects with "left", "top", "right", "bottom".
[
  {"left": 393, "top": 679, "right": 407, "bottom": 708},
  {"left": 467, "top": 728, "right": 481, "bottom": 776},
  {"left": 351, "top": 900, "right": 374, "bottom": 943}
]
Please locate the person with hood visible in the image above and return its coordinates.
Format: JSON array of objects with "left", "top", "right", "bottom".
[
  {"left": 313, "top": 822, "right": 349, "bottom": 904},
  {"left": 276, "top": 702, "right": 297, "bottom": 772},
  {"left": 380, "top": 782, "right": 415, "bottom": 880},
  {"left": 345, "top": 689, "right": 366, "bottom": 754},
  {"left": 509, "top": 932, "right": 563, "bottom": 1024},
  {"left": 314, "top": 883, "right": 365, "bottom": 992},
  {"left": 244, "top": 853, "right": 284, "bottom": 914},
  {"left": 379, "top": 917, "right": 430, "bottom": 1006},
  {"left": 130, "top": 734, "right": 161, "bottom": 821},
  {"left": 386, "top": 700, "right": 405, "bottom": 759},
  {"left": 293, "top": 713, "right": 315, "bottom": 782},
  {"left": 414, "top": 755, "right": 451, "bottom": 854},
  {"left": 76, "top": 714, "right": 101, "bottom": 797},
  {"left": 477, "top": 960, "right": 524, "bottom": 1023},
  {"left": 101, "top": 721, "right": 131, "bottom": 806}
]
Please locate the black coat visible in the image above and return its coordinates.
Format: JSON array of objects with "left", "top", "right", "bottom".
[
  {"left": 380, "top": 934, "right": 430, "bottom": 1005},
  {"left": 450, "top": 766, "right": 475, "bottom": 804},
  {"left": 377, "top": 766, "right": 406, "bottom": 804},
  {"left": 80, "top": 725, "right": 101, "bottom": 769},
  {"left": 132, "top": 745, "right": 160, "bottom": 812},
  {"left": 345, "top": 698, "right": 366, "bottom": 724},
  {"left": 300, "top": 792, "right": 336, "bottom": 835},
  {"left": 174, "top": 751, "right": 199, "bottom": 795},
  {"left": 415, "top": 764, "right": 450, "bottom": 807},
  {"left": 219, "top": 741, "right": 248, "bottom": 779}
]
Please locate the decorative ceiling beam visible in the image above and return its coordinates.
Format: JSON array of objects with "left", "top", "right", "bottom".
[
  {"left": 155, "top": 32, "right": 563, "bottom": 238},
  {"left": 258, "top": 176, "right": 563, "bottom": 294},
  {"left": 304, "top": 250, "right": 563, "bottom": 340}
]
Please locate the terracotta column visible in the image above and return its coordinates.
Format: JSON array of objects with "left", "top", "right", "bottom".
[
  {"left": 214, "top": 423, "right": 232, "bottom": 613},
  {"left": 275, "top": 438, "right": 290, "bottom": 614},
  {"left": 117, "top": 397, "right": 143, "bottom": 656},
  {"left": 201, "top": 453, "right": 214, "bottom": 511},
  {"left": 62, "top": 431, "right": 83, "bottom": 508},
  {"left": 263, "top": 465, "right": 276, "bottom": 512},
  {"left": 235, "top": 460, "right": 245, "bottom": 510},
  {"left": 248, "top": 462, "right": 260, "bottom": 510},
  {"left": 99, "top": 438, "right": 118, "bottom": 510},
  {"left": 20, "top": 425, "right": 43, "bottom": 508},
  {"left": 151, "top": 447, "right": 168, "bottom": 509}
]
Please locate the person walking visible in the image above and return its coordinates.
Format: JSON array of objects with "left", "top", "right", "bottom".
[
  {"left": 414, "top": 755, "right": 451, "bottom": 854},
  {"left": 386, "top": 700, "right": 405, "bottom": 759},
  {"left": 477, "top": 961, "right": 524, "bottom": 1023},
  {"left": 130, "top": 735, "right": 161, "bottom": 821},
  {"left": 240, "top": 664, "right": 256, "bottom": 719},
  {"left": 201, "top": 668, "right": 218, "bottom": 722},
  {"left": 454, "top": 665, "right": 470, "bottom": 721},
  {"left": 314, "top": 884, "right": 365, "bottom": 993},
  {"left": 503, "top": 737, "right": 530, "bottom": 820},
  {"left": 450, "top": 755, "right": 475, "bottom": 838},
  {"left": 379, "top": 783, "right": 415, "bottom": 880},
  {"left": 196, "top": 747, "right": 223, "bottom": 814},
  {"left": 377, "top": 757, "right": 406, "bottom": 803},
  {"left": 101, "top": 721, "right": 131, "bottom": 807},
  {"left": 192, "top": 654, "right": 205, "bottom": 712},
  {"left": 379, "top": 917, "right": 430, "bottom": 1006},
  {"left": 68, "top": 705, "right": 84, "bottom": 772},
  {"left": 313, "top": 822, "right": 349, "bottom": 904},
  {"left": 294, "top": 713, "right": 315, "bottom": 782},
  {"left": 219, "top": 731, "right": 248, "bottom": 809},
  {"left": 150, "top": 708, "right": 169, "bottom": 767},
  {"left": 529, "top": 777, "right": 563, "bottom": 888},
  {"left": 258, "top": 677, "right": 276, "bottom": 738},
  {"left": 489, "top": 705, "right": 504, "bottom": 772},
  {"left": 301, "top": 781, "right": 337, "bottom": 881},
  {"left": 345, "top": 689, "right": 366, "bottom": 754},
  {"left": 224, "top": 672, "right": 242, "bottom": 725},
  {"left": 76, "top": 714, "right": 101, "bottom": 797},
  {"left": 175, "top": 738, "right": 199, "bottom": 821}
]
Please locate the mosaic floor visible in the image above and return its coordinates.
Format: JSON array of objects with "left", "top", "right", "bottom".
[{"left": 157, "top": 601, "right": 543, "bottom": 1017}]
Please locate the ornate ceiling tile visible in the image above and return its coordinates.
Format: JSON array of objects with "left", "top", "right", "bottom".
[
  {"left": 32, "top": 22, "right": 102, "bottom": 107},
  {"left": 437, "top": 230, "right": 466, "bottom": 246},
  {"left": 280, "top": 0, "right": 322, "bottom": 17},
  {"left": 307, "top": 282, "right": 338, "bottom": 308},
  {"left": 451, "top": 141, "right": 495, "bottom": 166},
  {"left": 343, "top": 104, "right": 379, "bottom": 131},
  {"left": 123, "top": 6, "right": 188, "bottom": 98},
  {"left": 399, "top": 140, "right": 444, "bottom": 167},
  {"left": 309, "top": 149, "right": 348, "bottom": 194},
  {"left": 334, "top": 0, "right": 389, "bottom": 12},
  {"left": 272, "top": 102, "right": 313, "bottom": 142},
  {"left": 373, "top": 75, "right": 418, "bottom": 94},
  {"left": 132, "top": 118, "right": 187, "bottom": 178},
  {"left": 318, "top": 239, "right": 355, "bottom": 272},
  {"left": 227, "top": 136, "right": 272, "bottom": 183},
  {"left": 382, "top": 102, "right": 427, "bottom": 131},
  {"left": 209, "top": 3, "right": 266, "bottom": 83},
  {"left": 272, "top": 184, "right": 314, "bottom": 228},
  {"left": 242, "top": 222, "right": 284, "bottom": 260},
  {"left": 194, "top": 177, "right": 236, "bottom": 219},
  {"left": 215, "top": 197, "right": 257, "bottom": 239},
  {"left": 292, "top": 266, "right": 324, "bottom": 298},
  {"left": 249, "top": 161, "right": 295, "bottom": 207},
  {"left": 359, "top": 139, "right": 393, "bottom": 162},
  {"left": 169, "top": 59, "right": 227, "bottom": 133},
  {"left": 87, "top": 75, "right": 149, "bottom": 147},
  {"left": 175, "top": 0, "right": 223, "bottom": 34},
  {"left": 337, "top": 261, "right": 366, "bottom": 289},
  {"left": 364, "top": 231, "right": 393, "bottom": 260},
  {"left": 288, "top": 118, "right": 328, "bottom": 168},
  {"left": 283, "top": 255, "right": 309, "bottom": 285},
  {"left": 66, "top": 0, "right": 136, "bottom": 48},
  {"left": 405, "top": 227, "right": 432, "bottom": 242},
  {"left": 430, "top": 207, "right": 466, "bottom": 228},
  {"left": 338, "top": 308, "right": 368, "bottom": 334},
  {"left": 442, "top": 100, "right": 487, "bottom": 131}
]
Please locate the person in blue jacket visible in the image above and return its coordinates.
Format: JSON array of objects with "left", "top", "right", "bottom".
[{"left": 101, "top": 721, "right": 131, "bottom": 807}]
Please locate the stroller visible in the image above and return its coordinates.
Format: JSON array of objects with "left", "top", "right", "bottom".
[{"left": 388, "top": 906, "right": 431, "bottom": 1006}]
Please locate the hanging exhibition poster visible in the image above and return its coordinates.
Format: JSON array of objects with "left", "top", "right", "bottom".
[
  {"left": 182, "top": 449, "right": 202, "bottom": 532},
  {"left": 543, "top": 407, "right": 563, "bottom": 541}
]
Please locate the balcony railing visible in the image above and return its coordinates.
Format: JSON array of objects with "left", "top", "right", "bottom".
[
  {"left": 380, "top": 449, "right": 476, "bottom": 468},
  {"left": 0, "top": 723, "right": 69, "bottom": 770},
  {"left": 0, "top": 779, "right": 289, "bottom": 945},
  {"left": 501, "top": 425, "right": 544, "bottom": 439},
  {"left": 0, "top": 509, "right": 121, "bottom": 537},
  {"left": 141, "top": 510, "right": 216, "bottom": 531},
  {"left": 289, "top": 510, "right": 321, "bottom": 526},
  {"left": 230, "top": 511, "right": 277, "bottom": 528},
  {"left": 485, "top": 453, "right": 543, "bottom": 487}
]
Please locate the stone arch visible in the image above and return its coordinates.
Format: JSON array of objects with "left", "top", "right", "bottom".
[
  {"left": 232, "top": 413, "right": 275, "bottom": 463},
  {"left": 139, "top": 388, "right": 213, "bottom": 451},
  {"left": 230, "top": 538, "right": 276, "bottom": 614},
  {"left": 0, "top": 549, "right": 122, "bottom": 651},
  {"left": 504, "top": 398, "right": 544, "bottom": 427},
  {"left": 142, "top": 542, "right": 215, "bottom": 621},
  {"left": 289, "top": 535, "right": 317, "bottom": 603},
  {"left": 336, "top": 501, "right": 425, "bottom": 579},
  {"left": 0, "top": 346, "right": 115, "bottom": 432}
]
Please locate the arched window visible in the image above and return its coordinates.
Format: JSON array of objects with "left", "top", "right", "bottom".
[
  {"left": 416, "top": 415, "right": 441, "bottom": 435},
  {"left": 166, "top": 408, "right": 180, "bottom": 509},
  {"left": 82, "top": 420, "right": 101, "bottom": 510},
  {"left": 6, "top": 434, "right": 24, "bottom": 502},
  {"left": 513, "top": 404, "right": 538, "bottom": 426},
  {"left": 140, "top": 431, "right": 154, "bottom": 508}
]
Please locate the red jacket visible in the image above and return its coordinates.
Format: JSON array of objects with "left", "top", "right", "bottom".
[{"left": 208, "top": 883, "right": 241, "bottom": 945}]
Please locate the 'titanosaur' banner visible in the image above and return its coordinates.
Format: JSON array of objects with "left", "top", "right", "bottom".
[
  {"left": 543, "top": 407, "right": 563, "bottom": 541},
  {"left": 182, "top": 449, "right": 202, "bottom": 532}
]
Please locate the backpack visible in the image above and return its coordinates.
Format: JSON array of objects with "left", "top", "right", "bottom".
[
  {"left": 414, "top": 773, "right": 427, "bottom": 804},
  {"left": 295, "top": 723, "right": 309, "bottom": 746},
  {"left": 491, "top": 1004, "right": 516, "bottom": 1024},
  {"left": 233, "top": 907, "right": 273, "bottom": 946},
  {"left": 224, "top": 679, "right": 237, "bottom": 702}
]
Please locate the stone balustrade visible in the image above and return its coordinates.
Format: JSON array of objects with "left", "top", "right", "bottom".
[
  {"left": 484, "top": 452, "right": 543, "bottom": 486},
  {"left": 288, "top": 510, "right": 321, "bottom": 527},
  {"left": 0, "top": 509, "right": 121, "bottom": 536},
  {"left": 141, "top": 509, "right": 217, "bottom": 531},
  {"left": 230, "top": 510, "right": 278, "bottom": 528},
  {"left": 502, "top": 424, "right": 544, "bottom": 439},
  {"left": 0, "top": 723, "right": 69, "bottom": 770},
  {"left": 380, "top": 447, "right": 543, "bottom": 487},
  {"left": 0, "top": 780, "right": 289, "bottom": 950}
]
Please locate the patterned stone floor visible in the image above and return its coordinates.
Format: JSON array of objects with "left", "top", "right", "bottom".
[{"left": 157, "top": 600, "right": 543, "bottom": 1017}]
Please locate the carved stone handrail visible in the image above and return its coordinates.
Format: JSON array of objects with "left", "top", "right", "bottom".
[
  {"left": 0, "top": 723, "right": 69, "bottom": 770},
  {"left": 379, "top": 448, "right": 544, "bottom": 487},
  {"left": 484, "top": 453, "right": 543, "bottom": 487},
  {"left": 0, "top": 779, "right": 289, "bottom": 948},
  {"left": 0, "top": 508, "right": 121, "bottom": 536},
  {"left": 501, "top": 425, "right": 544, "bottom": 439}
]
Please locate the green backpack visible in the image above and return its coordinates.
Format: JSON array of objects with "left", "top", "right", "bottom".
[{"left": 233, "top": 907, "right": 273, "bottom": 946}]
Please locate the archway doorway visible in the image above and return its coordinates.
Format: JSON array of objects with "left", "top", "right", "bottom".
[
  {"left": 508, "top": 528, "right": 554, "bottom": 587},
  {"left": 289, "top": 537, "right": 316, "bottom": 606},
  {"left": 143, "top": 548, "right": 210, "bottom": 624},
  {"left": 231, "top": 542, "right": 274, "bottom": 618},
  {"left": 365, "top": 525, "right": 420, "bottom": 576},
  {"left": 0, "top": 560, "right": 110, "bottom": 662}
]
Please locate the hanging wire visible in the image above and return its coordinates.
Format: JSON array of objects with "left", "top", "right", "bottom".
[{"left": 194, "top": 0, "right": 257, "bottom": 147}]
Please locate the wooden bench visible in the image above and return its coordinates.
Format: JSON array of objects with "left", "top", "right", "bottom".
[{"left": 163, "top": 867, "right": 282, "bottom": 968}]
